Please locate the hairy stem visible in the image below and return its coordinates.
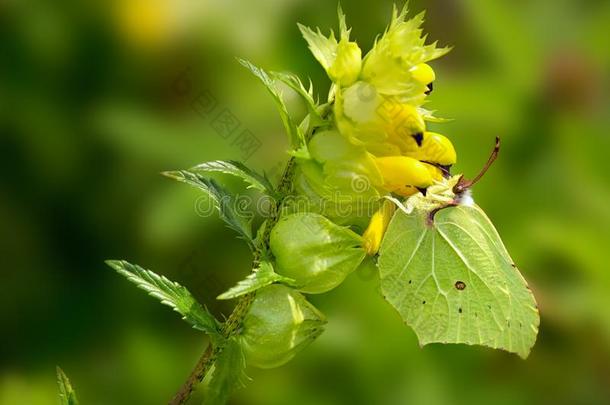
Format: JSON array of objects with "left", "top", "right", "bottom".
[{"left": 169, "top": 155, "right": 297, "bottom": 405}]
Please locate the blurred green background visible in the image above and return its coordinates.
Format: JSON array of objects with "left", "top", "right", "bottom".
[{"left": 2, "top": 0, "right": 610, "bottom": 404}]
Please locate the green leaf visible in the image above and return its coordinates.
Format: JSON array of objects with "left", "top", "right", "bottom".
[
  {"left": 237, "top": 58, "right": 301, "bottom": 147},
  {"left": 106, "top": 260, "right": 223, "bottom": 344},
  {"left": 252, "top": 219, "right": 270, "bottom": 252},
  {"left": 217, "top": 261, "right": 296, "bottom": 300},
  {"left": 203, "top": 337, "right": 248, "bottom": 405},
  {"left": 191, "top": 160, "right": 275, "bottom": 195},
  {"left": 288, "top": 143, "right": 310, "bottom": 160},
  {"left": 271, "top": 72, "right": 323, "bottom": 124},
  {"left": 56, "top": 367, "right": 79, "bottom": 405},
  {"left": 378, "top": 204, "right": 539, "bottom": 358},
  {"left": 162, "top": 170, "right": 253, "bottom": 248}
]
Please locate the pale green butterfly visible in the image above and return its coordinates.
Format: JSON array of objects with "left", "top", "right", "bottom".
[{"left": 378, "top": 139, "right": 539, "bottom": 358}]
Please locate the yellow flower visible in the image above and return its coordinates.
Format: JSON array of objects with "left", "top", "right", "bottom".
[
  {"left": 335, "top": 81, "right": 426, "bottom": 148},
  {"left": 294, "top": 4, "right": 456, "bottom": 228},
  {"left": 362, "top": 200, "right": 396, "bottom": 255}
]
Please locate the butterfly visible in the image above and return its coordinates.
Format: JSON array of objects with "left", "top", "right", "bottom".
[{"left": 378, "top": 138, "right": 540, "bottom": 358}]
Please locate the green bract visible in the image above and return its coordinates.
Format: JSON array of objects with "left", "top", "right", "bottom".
[
  {"left": 298, "top": 5, "right": 361, "bottom": 88},
  {"left": 270, "top": 212, "right": 367, "bottom": 293},
  {"left": 294, "top": 129, "right": 382, "bottom": 226},
  {"left": 361, "top": 8, "right": 450, "bottom": 104},
  {"left": 307, "top": 129, "right": 382, "bottom": 190},
  {"left": 241, "top": 285, "right": 326, "bottom": 369}
]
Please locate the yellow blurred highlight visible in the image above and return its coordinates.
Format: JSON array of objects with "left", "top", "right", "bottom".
[{"left": 113, "top": 0, "right": 202, "bottom": 49}]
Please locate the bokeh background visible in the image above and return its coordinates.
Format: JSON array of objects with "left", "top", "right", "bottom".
[{"left": 2, "top": 0, "right": 610, "bottom": 404}]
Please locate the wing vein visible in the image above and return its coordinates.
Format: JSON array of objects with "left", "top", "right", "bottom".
[{"left": 436, "top": 227, "right": 506, "bottom": 332}]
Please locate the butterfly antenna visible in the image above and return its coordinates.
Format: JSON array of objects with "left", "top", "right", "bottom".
[{"left": 454, "top": 137, "right": 501, "bottom": 193}]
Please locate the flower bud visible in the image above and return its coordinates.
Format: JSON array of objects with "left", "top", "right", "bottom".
[
  {"left": 328, "top": 39, "right": 362, "bottom": 87},
  {"left": 241, "top": 285, "right": 326, "bottom": 369}
]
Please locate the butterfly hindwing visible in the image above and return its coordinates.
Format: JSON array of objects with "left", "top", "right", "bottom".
[{"left": 378, "top": 203, "right": 539, "bottom": 358}]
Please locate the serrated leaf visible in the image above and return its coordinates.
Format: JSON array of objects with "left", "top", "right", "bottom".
[
  {"left": 271, "top": 72, "right": 323, "bottom": 124},
  {"left": 217, "top": 261, "right": 295, "bottom": 300},
  {"left": 162, "top": 170, "right": 254, "bottom": 248},
  {"left": 203, "top": 337, "right": 249, "bottom": 405},
  {"left": 191, "top": 160, "right": 275, "bottom": 195},
  {"left": 378, "top": 204, "right": 539, "bottom": 358},
  {"left": 252, "top": 219, "right": 270, "bottom": 253},
  {"left": 56, "top": 367, "right": 79, "bottom": 405},
  {"left": 106, "top": 260, "right": 223, "bottom": 343},
  {"left": 237, "top": 58, "right": 301, "bottom": 147}
]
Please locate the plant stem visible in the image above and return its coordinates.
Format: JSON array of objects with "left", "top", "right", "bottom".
[
  {"left": 169, "top": 156, "right": 297, "bottom": 405},
  {"left": 168, "top": 345, "right": 214, "bottom": 405}
]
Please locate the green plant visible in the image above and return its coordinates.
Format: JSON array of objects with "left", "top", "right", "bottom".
[
  {"left": 56, "top": 367, "right": 79, "bottom": 405},
  {"left": 59, "top": 4, "right": 539, "bottom": 404}
]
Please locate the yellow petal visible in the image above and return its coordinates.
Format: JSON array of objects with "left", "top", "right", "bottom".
[
  {"left": 394, "top": 185, "right": 420, "bottom": 197},
  {"left": 404, "top": 131, "right": 457, "bottom": 166},
  {"left": 382, "top": 102, "right": 426, "bottom": 140},
  {"left": 409, "top": 63, "right": 436, "bottom": 86},
  {"left": 362, "top": 200, "right": 396, "bottom": 255},
  {"left": 374, "top": 156, "right": 434, "bottom": 191}
]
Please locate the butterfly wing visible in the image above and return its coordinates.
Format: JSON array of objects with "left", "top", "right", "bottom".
[{"left": 378, "top": 203, "right": 539, "bottom": 358}]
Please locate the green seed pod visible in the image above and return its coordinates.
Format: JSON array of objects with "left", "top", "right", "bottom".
[
  {"left": 270, "top": 213, "right": 367, "bottom": 293},
  {"left": 241, "top": 285, "right": 326, "bottom": 369}
]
